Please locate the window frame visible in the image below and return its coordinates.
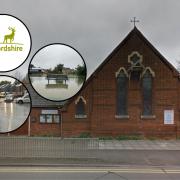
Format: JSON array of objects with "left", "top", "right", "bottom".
[
  {"left": 141, "top": 69, "right": 155, "bottom": 118},
  {"left": 115, "top": 68, "right": 129, "bottom": 118},
  {"left": 40, "top": 114, "right": 61, "bottom": 124},
  {"left": 75, "top": 96, "right": 87, "bottom": 119}
]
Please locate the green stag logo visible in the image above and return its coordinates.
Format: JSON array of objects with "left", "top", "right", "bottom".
[{"left": 3, "top": 27, "right": 16, "bottom": 44}]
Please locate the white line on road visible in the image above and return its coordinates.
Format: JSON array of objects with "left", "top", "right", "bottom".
[{"left": 0, "top": 167, "right": 179, "bottom": 174}]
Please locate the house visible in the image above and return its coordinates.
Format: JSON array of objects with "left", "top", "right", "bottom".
[
  {"left": 0, "top": 83, "right": 12, "bottom": 92},
  {"left": 11, "top": 81, "right": 26, "bottom": 97},
  {"left": 0, "top": 81, "right": 25, "bottom": 97},
  {"left": 62, "top": 67, "right": 75, "bottom": 75},
  {"left": 29, "top": 67, "right": 45, "bottom": 74},
  {"left": 10, "top": 27, "right": 180, "bottom": 138}
]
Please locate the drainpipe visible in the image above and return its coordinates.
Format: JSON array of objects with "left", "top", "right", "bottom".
[
  {"left": 28, "top": 116, "right": 30, "bottom": 136},
  {"left": 58, "top": 107, "right": 63, "bottom": 138},
  {"left": 60, "top": 109, "right": 63, "bottom": 139}
]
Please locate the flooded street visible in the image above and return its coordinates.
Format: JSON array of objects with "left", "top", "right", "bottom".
[
  {"left": 0, "top": 99, "right": 30, "bottom": 133},
  {"left": 30, "top": 76, "right": 84, "bottom": 101}
]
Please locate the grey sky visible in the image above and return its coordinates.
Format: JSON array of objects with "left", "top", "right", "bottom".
[
  {"left": 31, "top": 44, "right": 84, "bottom": 69},
  {"left": 0, "top": 0, "right": 179, "bottom": 78}
]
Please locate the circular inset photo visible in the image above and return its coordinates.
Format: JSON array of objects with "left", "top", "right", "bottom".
[
  {"left": 0, "top": 76, "right": 31, "bottom": 133},
  {"left": 28, "top": 44, "right": 87, "bottom": 101},
  {"left": 0, "top": 14, "right": 31, "bottom": 72}
]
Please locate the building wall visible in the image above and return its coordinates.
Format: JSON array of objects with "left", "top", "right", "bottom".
[
  {"left": 62, "top": 31, "right": 180, "bottom": 138},
  {"left": 6, "top": 29, "right": 179, "bottom": 138},
  {"left": 62, "top": 82, "right": 92, "bottom": 137},
  {"left": 30, "top": 108, "right": 61, "bottom": 136}
]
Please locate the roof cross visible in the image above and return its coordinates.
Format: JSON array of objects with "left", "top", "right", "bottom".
[{"left": 130, "top": 17, "right": 139, "bottom": 27}]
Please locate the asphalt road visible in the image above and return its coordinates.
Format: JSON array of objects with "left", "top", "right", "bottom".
[
  {"left": 1, "top": 150, "right": 180, "bottom": 166},
  {"left": 0, "top": 166, "right": 179, "bottom": 180}
]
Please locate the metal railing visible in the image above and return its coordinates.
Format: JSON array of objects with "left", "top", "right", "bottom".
[{"left": 0, "top": 137, "right": 99, "bottom": 158}]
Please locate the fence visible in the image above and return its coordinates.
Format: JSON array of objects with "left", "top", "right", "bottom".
[{"left": 0, "top": 137, "right": 99, "bottom": 158}]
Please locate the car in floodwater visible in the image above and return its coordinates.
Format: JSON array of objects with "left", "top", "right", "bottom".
[
  {"left": 4, "top": 94, "right": 14, "bottom": 102},
  {"left": 15, "top": 93, "right": 30, "bottom": 104}
]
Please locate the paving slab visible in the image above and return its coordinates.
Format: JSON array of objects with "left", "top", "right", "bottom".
[{"left": 99, "top": 140, "right": 180, "bottom": 150}]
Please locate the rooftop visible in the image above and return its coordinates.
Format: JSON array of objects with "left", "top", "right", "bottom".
[{"left": 25, "top": 83, "right": 66, "bottom": 108}]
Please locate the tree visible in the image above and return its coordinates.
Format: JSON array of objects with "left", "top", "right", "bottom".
[
  {"left": 75, "top": 64, "right": 86, "bottom": 76},
  {"left": 0, "top": 80, "right": 11, "bottom": 86},
  {"left": 51, "top": 64, "right": 64, "bottom": 74}
]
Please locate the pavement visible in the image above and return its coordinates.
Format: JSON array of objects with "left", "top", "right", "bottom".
[
  {"left": 0, "top": 140, "right": 180, "bottom": 167},
  {"left": 98, "top": 140, "right": 180, "bottom": 150},
  {"left": 0, "top": 150, "right": 180, "bottom": 167}
]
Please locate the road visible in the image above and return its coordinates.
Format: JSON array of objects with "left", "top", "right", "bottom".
[
  {"left": 0, "top": 99, "right": 30, "bottom": 132},
  {"left": 0, "top": 166, "right": 179, "bottom": 180}
]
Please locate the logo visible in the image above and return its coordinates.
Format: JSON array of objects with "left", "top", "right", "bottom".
[
  {"left": 0, "top": 27, "right": 23, "bottom": 52},
  {"left": 0, "top": 14, "right": 31, "bottom": 72}
]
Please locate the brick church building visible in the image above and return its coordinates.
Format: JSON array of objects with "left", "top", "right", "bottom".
[{"left": 11, "top": 27, "right": 180, "bottom": 138}]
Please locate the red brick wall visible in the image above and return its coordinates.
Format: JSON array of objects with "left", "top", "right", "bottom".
[
  {"left": 8, "top": 29, "right": 180, "bottom": 139},
  {"left": 62, "top": 83, "right": 92, "bottom": 137},
  {"left": 30, "top": 108, "right": 61, "bottom": 137},
  {"left": 62, "top": 30, "right": 180, "bottom": 138}
]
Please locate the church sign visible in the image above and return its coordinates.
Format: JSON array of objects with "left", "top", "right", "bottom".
[{"left": 41, "top": 110, "right": 58, "bottom": 114}]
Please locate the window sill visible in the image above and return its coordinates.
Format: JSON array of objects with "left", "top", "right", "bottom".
[
  {"left": 115, "top": 115, "right": 129, "bottom": 119},
  {"left": 75, "top": 115, "right": 87, "bottom": 119},
  {"left": 141, "top": 115, "right": 156, "bottom": 119},
  {"left": 39, "top": 122, "right": 60, "bottom": 124}
]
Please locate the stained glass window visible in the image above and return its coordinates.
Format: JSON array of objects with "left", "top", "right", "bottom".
[
  {"left": 130, "top": 54, "right": 140, "bottom": 65},
  {"left": 76, "top": 98, "right": 86, "bottom": 115},
  {"left": 116, "top": 71, "right": 128, "bottom": 115},
  {"left": 142, "top": 71, "right": 153, "bottom": 116}
]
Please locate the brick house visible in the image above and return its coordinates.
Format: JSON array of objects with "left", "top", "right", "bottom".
[{"left": 11, "top": 27, "right": 180, "bottom": 138}]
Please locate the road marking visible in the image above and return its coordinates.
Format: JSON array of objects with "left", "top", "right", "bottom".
[{"left": 0, "top": 168, "right": 179, "bottom": 174}]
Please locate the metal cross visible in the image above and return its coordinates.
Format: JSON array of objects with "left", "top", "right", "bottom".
[{"left": 130, "top": 17, "right": 139, "bottom": 27}]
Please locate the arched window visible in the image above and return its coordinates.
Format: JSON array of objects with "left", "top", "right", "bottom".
[
  {"left": 116, "top": 69, "right": 128, "bottom": 116},
  {"left": 142, "top": 69, "right": 153, "bottom": 116},
  {"left": 75, "top": 96, "right": 87, "bottom": 118}
]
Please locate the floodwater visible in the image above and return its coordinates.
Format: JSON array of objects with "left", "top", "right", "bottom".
[
  {"left": 30, "top": 75, "right": 85, "bottom": 101},
  {"left": 0, "top": 99, "right": 30, "bottom": 133}
]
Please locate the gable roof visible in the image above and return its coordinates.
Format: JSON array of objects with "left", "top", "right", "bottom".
[
  {"left": 25, "top": 83, "right": 66, "bottom": 108},
  {"left": 63, "top": 27, "right": 180, "bottom": 109},
  {"left": 84, "top": 27, "right": 179, "bottom": 88},
  {"left": 24, "top": 27, "right": 179, "bottom": 109}
]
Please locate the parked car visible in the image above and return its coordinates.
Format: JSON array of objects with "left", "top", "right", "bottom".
[
  {"left": 15, "top": 94, "right": 30, "bottom": 104},
  {"left": 0, "top": 92, "right": 6, "bottom": 98},
  {"left": 4, "top": 94, "right": 14, "bottom": 102}
]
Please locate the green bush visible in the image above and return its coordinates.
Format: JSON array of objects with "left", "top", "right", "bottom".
[
  {"left": 99, "top": 136, "right": 114, "bottom": 140},
  {"left": 77, "top": 132, "right": 91, "bottom": 138},
  {"left": 147, "top": 136, "right": 157, "bottom": 140},
  {"left": 115, "top": 135, "right": 143, "bottom": 140}
]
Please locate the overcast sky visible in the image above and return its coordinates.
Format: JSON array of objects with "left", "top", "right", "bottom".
[
  {"left": 0, "top": 0, "right": 179, "bottom": 79},
  {"left": 31, "top": 44, "right": 84, "bottom": 69}
]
